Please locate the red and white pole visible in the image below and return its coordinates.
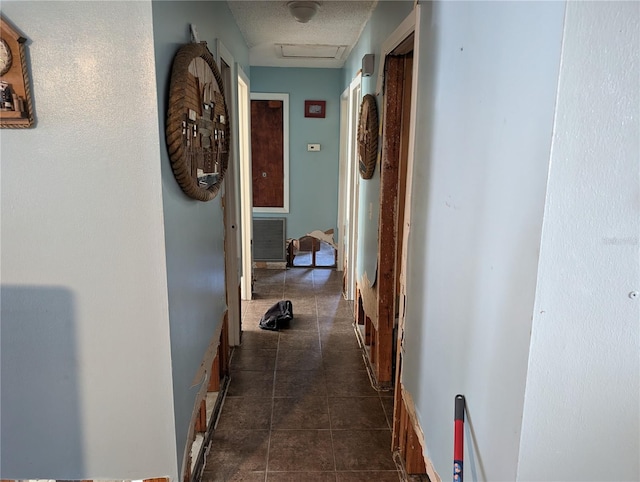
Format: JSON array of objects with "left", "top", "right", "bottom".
[{"left": 454, "top": 394, "right": 465, "bottom": 482}]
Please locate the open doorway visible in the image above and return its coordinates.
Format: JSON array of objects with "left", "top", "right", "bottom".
[{"left": 353, "top": 8, "right": 420, "bottom": 394}]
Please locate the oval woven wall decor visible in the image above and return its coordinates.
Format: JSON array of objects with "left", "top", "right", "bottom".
[
  {"left": 166, "top": 42, "right": 230, "bottom": 201},
  {"left": 357, "top": 93, "right": 379, "bottom": 179}
]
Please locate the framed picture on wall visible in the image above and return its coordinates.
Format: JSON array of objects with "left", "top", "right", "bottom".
[{"left": 304, "top": 100, "right": 325, "bottom": 118}]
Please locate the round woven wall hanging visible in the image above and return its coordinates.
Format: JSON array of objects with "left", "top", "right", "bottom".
[
  {"left": 357, "top": 93, "right": 379, "bottom": 179},
  {"left": 166, "top": 42, "right": 230, "bottom": 201}
]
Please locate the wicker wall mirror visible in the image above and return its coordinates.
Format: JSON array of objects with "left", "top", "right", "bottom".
[
  {"left": 166, "top": 42, "right": 229, "bottom": 201},
  {"left": 357, "top": 93, "right": 378, "bottom": 179}
]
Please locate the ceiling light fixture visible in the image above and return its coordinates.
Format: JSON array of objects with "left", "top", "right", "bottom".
[{"left": 287, "top": 1, "right": 320, "bottom": 23}]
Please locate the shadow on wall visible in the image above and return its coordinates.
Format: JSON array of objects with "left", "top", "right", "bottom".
[
  {"left": 1, "top": 285, "right": 83, "bottom": 478},
  {"left": 465, "top": 401, "right": 488, "bottom": 482}
]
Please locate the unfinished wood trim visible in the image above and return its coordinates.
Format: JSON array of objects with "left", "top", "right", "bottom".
[
  {"left": 370, "top": 325, "right": 377, "bottom": 364},
  {"left": 398, "top": 397, "right": 408, "bottom": 455},
  {"left": 208, "top": 353, "right": 221, "bottom": 392},
  {"left": 395, "top": 386, "right": 426, "bottom": 475},
  {"left": 364, "top": 315, "right": 372, "bottom": 345},
  {"left": 392, "top": 350, "right": 404, "bottom": 449},
  {"left": 395, "top": 385, "right": 442, "bottom": 482},
  {"left": 182, "top": 310, "right": 228, "bottom": 482},
  {"left": 374, "top": 55, "right": 405, "bottom": 388},
  {"left": 356, "top": 287, "right": 365, "bottom": 325},
  {"left": 359, "top": 272, "right": 379, "bottom": 328},
  {"left": 405, "top": 415, "right": 427, "bottom": 473},
  {"left": 220, "top": 312, "right": 230, "bottom": 376},
  {"left": 208, "top": 312, "right": 230, "bottom": 392},
  {"left": 195, "top": 399, "right": 207, "bottom": 433},
  {"left": 395, "top": 54, "right": 413, "bottom": 298}
]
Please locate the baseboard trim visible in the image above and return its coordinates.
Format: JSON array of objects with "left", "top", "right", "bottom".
[{"left": 393, "top": 384, "right": 441, "bottom": 482}]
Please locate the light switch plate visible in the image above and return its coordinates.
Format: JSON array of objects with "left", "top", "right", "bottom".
[{"left": 307, "top": 143, "right": 321, "bottom": 151}]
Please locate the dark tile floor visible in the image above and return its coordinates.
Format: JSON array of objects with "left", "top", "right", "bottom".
[{"left": 202, "top": 268, "right": 400, "bottom": 482}]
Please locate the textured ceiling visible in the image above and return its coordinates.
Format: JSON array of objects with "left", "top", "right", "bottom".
[{"left": 227, "top": 1, "right": 377, "bottom": 68}]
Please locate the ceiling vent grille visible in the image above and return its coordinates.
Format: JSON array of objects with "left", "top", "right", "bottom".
[{"left": 276, "top": 44, "right": 347, "bottom": 60}]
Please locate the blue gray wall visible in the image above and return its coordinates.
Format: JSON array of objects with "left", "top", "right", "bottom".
[
  {"left": 341, "top": 1, "right": 414, "bottom": 283},
  {"left": 251, "top": 67, "right": 342, "bottom": 239},
  {"left": 151, "top": 1, "right": 249, "bottom": 476}
]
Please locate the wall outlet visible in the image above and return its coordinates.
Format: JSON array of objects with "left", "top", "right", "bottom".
[{"left": 307, "top": 143, "right": 321, "bottom": 152}]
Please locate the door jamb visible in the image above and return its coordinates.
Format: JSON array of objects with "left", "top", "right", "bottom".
[
  {"left": 337, "top": 87, "right": 349, "bottom": 278},
  {"left": 217, "top": 40, "right": 241, "bottom": 347},
  {"left": 237, "top": 66, "right": 253, "bottom": 301},
  {"left": 344, "top": 75, "right": 362, "bottom": 301},
  {"left": 377, "top": 5, "right": 429, "bottom": 472}
]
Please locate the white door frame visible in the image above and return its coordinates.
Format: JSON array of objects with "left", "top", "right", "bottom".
[
  {"left": 339, "top": 74, "right": 362, "bottom": 301},
  {"left": 336, "top": 88, "right": 349, "bottom": 275},
  {"left": 237, "top": 66, "right": 253, "bottom": 301},
  {"left": 383, "top": 5, "right": 421, "bottom": 319},
  {"left": 250, "top": 92, "right": 290, "bottom": 214},
  {"left": 217, "top": 40, "right": 242, "bottom": 346}
]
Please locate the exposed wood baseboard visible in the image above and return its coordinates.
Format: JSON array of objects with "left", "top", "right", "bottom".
[
  {"left": 393, "top": 385, "right": 441, "bottom": 482},
  {"left": 184, "top": 312, "right": 231, "bottom": 482},
  {"left": 355, "top": 282, "right": 394, "bottom": 390}
]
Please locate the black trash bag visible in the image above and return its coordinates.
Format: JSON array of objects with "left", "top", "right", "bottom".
[{"left": 259, "top": 300, "right": 293, "bottom": 331}]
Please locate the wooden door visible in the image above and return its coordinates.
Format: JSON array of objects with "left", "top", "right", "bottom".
[{"left": 251, "top": 100, "right": 284, "bottom": 208}]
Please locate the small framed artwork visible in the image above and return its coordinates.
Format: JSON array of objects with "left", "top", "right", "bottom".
[
  {"left": 304, "top": 100, "right": 326, "bottom": 118},
  {"left": 0, "top": 14, "right": 34, "bottom": 128}
]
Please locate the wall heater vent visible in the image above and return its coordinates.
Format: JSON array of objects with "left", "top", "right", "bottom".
[{"left": 253, "top": 217, "right": 286, "bottom": 261}]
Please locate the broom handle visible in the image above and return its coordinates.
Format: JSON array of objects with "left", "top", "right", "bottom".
[{"left": 454, "top": 394, "right": 465, "bottom": 482}]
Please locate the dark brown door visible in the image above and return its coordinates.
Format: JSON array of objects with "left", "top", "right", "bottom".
[{"left": 251, "top": 100, "right": 284, "bottom": 208}]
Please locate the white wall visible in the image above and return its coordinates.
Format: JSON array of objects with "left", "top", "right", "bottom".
[
  {"left": 402, "top": 1, "right": 565, "bottom": 480},
  {"left": 0, "top": 1, "right": 177, "bottom": 479},
  {"left": 517, "top": 2, "right": 640, "bottom": 481}
]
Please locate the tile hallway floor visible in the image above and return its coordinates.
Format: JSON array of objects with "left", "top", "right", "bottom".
[{"left": 201, "top": 268, "right": 400, "bottom": 482}]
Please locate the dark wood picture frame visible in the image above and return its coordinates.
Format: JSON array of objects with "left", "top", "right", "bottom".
[
  {"left": 0, "top": 14, "right": 34, "bottom": 128},
  {"left": 304, "top": 100, "right": 326, "bottom": 118},
  {"left": 166, "top": 42, "right": 230, "bottom": 202}
]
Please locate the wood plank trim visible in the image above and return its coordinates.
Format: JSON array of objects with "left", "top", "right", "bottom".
[
  {"left": 220, "top": 312, "right": 230, "bottom": 376},
  {"left": 194, "top": 399, "right": 207, "bottom": 433},
  {"left": 208, "top": 353, "right": 221, "bottom": 392},
  {"left": 393, "top": 385, "right": 441, "bottom": 481},
  {"left": 375, "top": 55, "right": 405, "bottom": 387}
]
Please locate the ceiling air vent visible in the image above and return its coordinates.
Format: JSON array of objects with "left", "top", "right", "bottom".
[{"left": 276, "top": 44, "right": 347, "bottom": 60}]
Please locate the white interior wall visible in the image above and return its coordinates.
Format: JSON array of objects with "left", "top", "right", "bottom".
[
  {"left": 402, "top": 1, "right": 566, "bottom": 480},
  {"left": 0, "top": 1, "right": 177, "bottom": 479},
  {"left": 517, "top": 2, "right": 640, "bottom": 481}
]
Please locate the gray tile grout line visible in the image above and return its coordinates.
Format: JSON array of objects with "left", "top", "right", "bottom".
[{"left": 314, "top": 278, "right": 339, "bottom": 477}]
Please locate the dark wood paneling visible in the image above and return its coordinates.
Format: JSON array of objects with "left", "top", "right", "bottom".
[
  {"left": 251, "top": 100, "right": 284, "bottom": 207},
  {"left": 375, "top": 55, "right": 405, "bottom": 387}
]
